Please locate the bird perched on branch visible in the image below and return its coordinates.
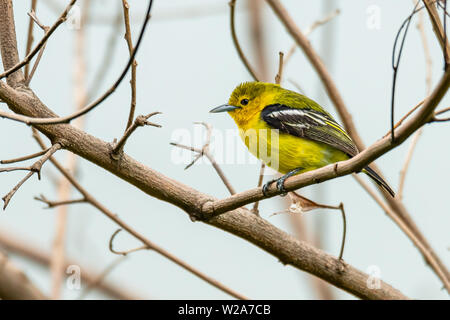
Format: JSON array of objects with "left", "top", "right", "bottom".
[{"left": 210, "top": 81, "right": 394, "bottom": 197}]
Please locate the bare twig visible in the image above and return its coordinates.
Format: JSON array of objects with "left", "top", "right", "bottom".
[
  {"left": 0, "top": 0, "right": 76, "bottom": 81},
  {"left": 109, "top": 229, "right": 148, "bottom": 256},
  {"left": 431, "top": 105, "right": 450, "bottom": 121},
  {"left": 24, "top": 0, "right": 37, "bottom": 79},
  {"left": 1, "top": 143, "right": 61, "bottom": 209},
  {"left": 430, "top": 115, "right": 450, "bottom": 121},
  {"left": 121, "top": 0, "right": 138, "bottom": 130},
  {"left": 25, "top": 10, "right": 50, "bottom": 85},
  {"left": 423, "top": 0, "right": 450, "bottom": 65},
  {"left": 284, "top": 9, "right": 341, "bottom": 66},
  {"left": 383, "top": 99, "right": 425, "bottom": 138},
  {"left": 87, "top": 2, "right": 122, "bottom": 99},
  {"left": 111, "top": 112, "right": 161, "bottom": 158},
  {"left": 34, "top": 194, "right": 86, "bottom": 208},
  {"left": 0, "top": 148, "right": 50, "bottom": 164},
  {"left": 398, "top": 6, "right": 432, "bottom": 199},
  {"left": 229, "top": 0, "right": 259, "bottom": 81},
  {"left": 171, "top": 122, "right": 236, "bottom": 195},
  {"left": 251, "top": 163, "right": 265, "bottom": 215},
  {"left": 397, "top": 128, "right": 423, "bottom": 199},
  {"left": 274, "top": 51, "right": 284, "bottom": 84},
  {"left": 391, "top": 1, "right": 421, "bottom": 141},
  {"left": 435, "top": 106, "right": 450, "bottom": 115},
  {"left": 2, "top": 172, "right": 33, "bottom": 210}
]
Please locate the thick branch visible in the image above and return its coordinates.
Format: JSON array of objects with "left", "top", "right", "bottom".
[
  {"left": 0, "top": 0, "right": 26, "bottom": 86},
  {"left": 0, "top": 230, "right": 141, "bottom": 299},
  {"left": 0, "top": 251, "right": 46, "bottom": 299}
]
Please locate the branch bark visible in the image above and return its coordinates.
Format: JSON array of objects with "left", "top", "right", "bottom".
[
  {"left": 0, "top": 230, "right": 141, "bottom": 299},
  {"left": 0, "top": 251, "right": 46, "bottom": 299}
]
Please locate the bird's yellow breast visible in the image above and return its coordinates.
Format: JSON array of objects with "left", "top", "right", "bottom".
[{"left": 237, "top": 117, "right": 349, "bottom": 174}]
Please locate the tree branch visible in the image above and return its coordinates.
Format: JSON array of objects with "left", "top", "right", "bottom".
[
  {"left": 0, "top": 251, "right": 46, "bottom": 299},
  {"left": 0, "top": 229, "right": 142, "bottom": 299}
]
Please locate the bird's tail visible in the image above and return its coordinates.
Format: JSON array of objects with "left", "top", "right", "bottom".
[{"left": 362, "top": 166, "right": 395, "bottom": 197}]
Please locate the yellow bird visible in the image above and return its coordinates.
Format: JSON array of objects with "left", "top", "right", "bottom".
[{"left": 210, "top": 81, "right": 394, "bottom": 197}]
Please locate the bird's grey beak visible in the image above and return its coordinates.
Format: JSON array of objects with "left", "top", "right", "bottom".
[{"left": 209, "top": 104, "right": 241, "bottom": 113}]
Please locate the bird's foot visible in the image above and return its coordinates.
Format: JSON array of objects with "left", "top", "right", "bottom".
[
  {"left": 262, "top": 168, "right": 303, "bottom": 197},
  {"left": 262, "top": 179, "right": 277, "bottom": 197}
]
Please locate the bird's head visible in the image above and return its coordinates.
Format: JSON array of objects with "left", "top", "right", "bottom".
[{"left": 210, "top": 81, "right": 280, "bottom": 127}]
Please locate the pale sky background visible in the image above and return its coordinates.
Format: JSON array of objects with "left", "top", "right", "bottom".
[{"left": 0, "top": 0, "right": 449, "bottom": 299}]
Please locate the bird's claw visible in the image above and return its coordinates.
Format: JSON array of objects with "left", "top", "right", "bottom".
[
  {"left": 262, "top": 178, "right": 288, "bottom": 197},
  {"left": 276, "top": 178, "right": 288, "bottom": 197},
  {"left": 262, "top": 180, "right": 274, "bottom": 197}
]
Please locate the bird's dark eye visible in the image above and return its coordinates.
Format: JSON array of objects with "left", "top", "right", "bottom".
[{"left": 240, "top": 98, "right": 249, "bottom": 105}]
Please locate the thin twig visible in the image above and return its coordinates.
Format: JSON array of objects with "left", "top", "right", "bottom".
[
  {"left": 34, "top": 194, "right": 86, "bottom": 208},
  {"left": 430, "top": 115, "right": 450, "bottom": 121},
  {"left": 398, "top": 6, "right": 432, "bottom": 199},
  {"left": 435, "top": 106, "right": 450, "bottom": 115},
  {"left": 251, "top": 163, "right": 265, "bottom": 215},
  {"left": 24, "top": 0, "right": 37, "bottom": 79},
  {"left": 383, "top": 99, "right": 425, "bottom": 138},
  {"left": 87, "top": 2, "right": 122, "bottom": 100},
  {"left": 229, "top": 0, "right": 259, "bottom": 81},
  {"left": 111, "top": 112, "right": 161, "bottom": 158},
  {"left": 423, "top": 0, "right": 450, "bottom": 65},
  {"left": 391, "top": 1, "right": 421, "bottom": 141},
  {"left": 0, "top": 148, "right": 50, "bottom": 164},
  {"left": 2, "top": 172, "right": 33, "bottom": 210},
  {"left": 170, "top": 122, "right": 236, "bottom": 195},
  {"left": 397, "top": 128, "right": 423, "bottom": 199},
  {"left": 109, "top": 229, "right": 148, "bottom": 256},
  {"left": 274, "top": 51, "right": 284, "bottom": 84},
  {"left": 0, "top": 0, "right": 77, "bottom": 80},
  {"left": 1, "top": 143, "right": 61, "bottom": 209},
  {"left": 25, "top": 10, "right": 50, "bottom": 85},
  {"left": 283, "top": 9, "right": 341, "bottom": 66},
  {"left": 121, "top": 0, "right": 138, "bottom": 130}
]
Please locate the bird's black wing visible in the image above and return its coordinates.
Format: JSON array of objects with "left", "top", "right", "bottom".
[{"left": 261, "top": 104, "right": 358, "bottom": 157}]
